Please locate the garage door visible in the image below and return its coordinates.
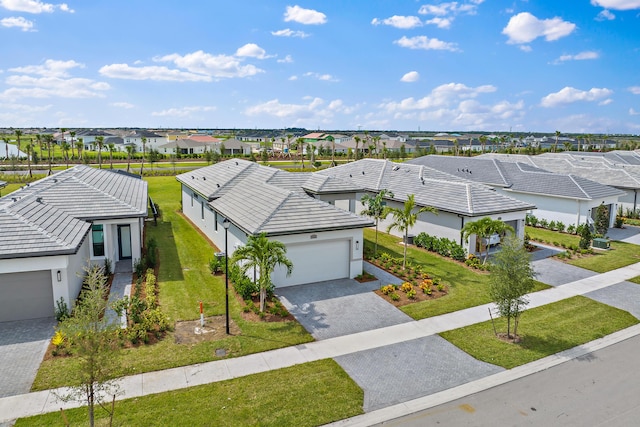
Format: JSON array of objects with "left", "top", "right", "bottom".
[
  {"left": 272, "top": 239, "right": 351, "bottom": 287},
  {"left": 0, "top": 271, "right": 54, "bottom": 322}
]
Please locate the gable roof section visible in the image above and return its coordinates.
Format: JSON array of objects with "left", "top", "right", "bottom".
[
  {"left": 406, "top": 155, "right": 510, "bottom": 187},
  {"left": 178, "top": 160, "right": 373, "bottom": 236},
  {"left": 7, "top": 166, "right": 148, "bottom": 220},
  {"left": 318, "top": 159, "right": 535, "bottom": 216}
]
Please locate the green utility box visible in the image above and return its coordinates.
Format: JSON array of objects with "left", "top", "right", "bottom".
[{"left": 592, "top": 238, "right": 610, "bottom": 250}]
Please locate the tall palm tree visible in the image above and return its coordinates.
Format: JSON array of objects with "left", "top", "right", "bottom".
[
  {"left": 286, "top": 133, "right": 293, "bottom": 158},
  {"left": 125, "top": 145, "right": 135, "bottom": 172},
  {"left": 360, "top": 189, "right": 394, "bottom": 257},
  {"left": 14, "top": 129, "right": 22, "bottom": 157},
  {"left": 461, "top": 217, "right": 515, "bottom": 264},
  {"left": 76, "top": 138, "right": 84, "bottom": 161},
  {"left": 25, "top": 143, "right": 33, "bottom": 177},
  {"left": 95, "top": 136, "right": 105, "bottom": 169},
  {"left": 373, "top": 136, "right": 381, "bottom": 158},
  {"left": 44, "top": 134, "right": 54, "bottom": 175},
  {"left": 3, "top": 136, "right": 9, "bottom": 160},
  {"left": 453, "top": 138, "right": 459, "bottom": 156},
  {"left": 59, "top": 128, "right": 67, "bottom": 147},
  {"left": 61, "top": 141, "right": 71, "bottom": 169},
  {"left": 479, "top": 135, "right": 487, "bottom": 153},
  {"left": 354, "top": 136, "right": 361, "bottom": 160},
  {"left": 70, "top": 131, "right": 76, "bottom": 160},
  {"left": 327, "top": 135, "right": 336, "bottom": 166},
  {"left": 384, "top": 194, "right": 437, "bottom": 269},
  {"left": 296, "top": 137, "right": 305, "bottom": 169},
  {"left": 554, "top": 130, "right": 560, "bottom": 153},
  {"left": 231, "top": 233, "right": 293, "bottom": 312},
  {"left": 139, "top": 136, "right": 147, "bottom": 175},
  {"left": 107, "top": 143, "right": 116, "bottom": 169},
  {"left": 382, "top": 140, "right": 387, "bottom": 159}
]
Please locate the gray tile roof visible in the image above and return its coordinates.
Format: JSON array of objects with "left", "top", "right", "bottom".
[
  {"left": 318, "top": 159, "right": 535, "bottom": 216},
  {"left": 5, "top": 166, "right": 148, "bottom": 220},
  {"left": 0, "top": 197, "right": 90, "bottom": 259},
  {"left": 408, "top": 155, "right": 625, "bottom": 200},
  {"left": 177, "top": 160, "right": 373, "bottom": 236}
]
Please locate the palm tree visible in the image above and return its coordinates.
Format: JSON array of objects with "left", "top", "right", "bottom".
[
  {"left": 231, "top": 233, "right": 293, "bottom": 312},
  {"left": 554, "top": 130, "right": 560, "bottom": 153},
  {"left": 76, "top": 138, "right": 84, "bottom": 161},
  {"left": 453, "top": 138, "right": 459, "bottom": 156},
  {"left": 296, "top": 137, "right": 305, "bottom": 169},
  {"left": 61, "top": 141, "right": 71, "bottom": 169},
  {"left": 59, "top": 128, "right": 67, "bottom": 147},
  {"left": 286, "top": 134, "right": 293, "bottom": 158},
  {"left": 70, "top": 131, "right": 76, "bottom": 160},
  {"left": 382, "top": 140, "right": 387, "bottom": 159},
  {"left": 44, "top": 134, "right": 54, "bottom": 175},
  {"left": 384, "top": 194, "right": 437, "bottom": 269},
  {"left": 479, "top": 135, "right": 487, "bottom": 153},
  {"left": 373, "top": 136, "right": 381, "bottom": 158},
  {"left": 354, "top": 136, "right": 361, "bottom": 160},
  {"left": 95, "top": 136, "right": 105, "bottom": 169},
  {"left": 3, "top": 136, "right": 9, "bottom": 160},
  {"left": 327, "top": 135, "right": 336, "bottom": 166},
  {"left": 139, "top": 136, "right": 147, "bottom": 175},
  {"left": 25, "top": 143, "right": 33, "bottom": 177},
  {"left": 14, "top": 129, "right": 22, "bottom": 157},
  {"left": 461, "top": 217, "right": 515, "bottom": 264},
  {"left": 360, "top": 189, "right": 394, "bottom": 257},
  {"left": 563, "top": 141, "right": 573, "bottom": 152},
  {"left": 107, "top": 143, "right": 116, "bottom": 169},
  {"left": 125, "top": 145, "right": 135, "bottom": 172}
]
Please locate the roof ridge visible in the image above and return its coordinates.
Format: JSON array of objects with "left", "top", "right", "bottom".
[
  {"left": 253, "top": 188, "right": 294, "bottom": 233},
  {"left": 567, "top": 174, "right": 591, "bottom": 199},
  {"left": 376, "top": 161, "right": 388, "bottom": 190},
  {"left": 71, "top": 173, "right": 139, "bottom": 212},
  {"left": 6, "top": 202, "right": 70, "bottom": 247},
  {"left": 466, "top": 184, "right": 472, "bottom": 213},
  {"left": 492, "top": 159, "right": 510, "bottom": 186}
]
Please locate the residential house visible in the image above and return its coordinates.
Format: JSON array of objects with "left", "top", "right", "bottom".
[
  {"left": 176, "top": 159, "right": 373, "bottom": 287},
  {"left": 158, "top": 137, "right": 219, "bottom": 155},
  {"left": 72, "top": 129, "right": 115, "bottom": 151},
  {"left": 0, "top": 166, "right": 148, "bottom": 322},
  {"left": 219, "top": 138, "right": 252, "bottom": 156},
  {"left": 124, "top": 130, "right": 166, "bottom": 152},
  {"left": 317, "top": 159, "right": 535, "bottom": 255}
]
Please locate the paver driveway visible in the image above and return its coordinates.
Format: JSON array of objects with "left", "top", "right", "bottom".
[{"left": 0, "top": 317, "right": 56, "bottom": 398}]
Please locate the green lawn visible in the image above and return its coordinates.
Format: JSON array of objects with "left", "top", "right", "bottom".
[
  {"left": 364, "top": 229, "right": 550, "bottom": 319},
  {"left": 32, "top": 176, "right": 313, "bottom": 391},
  {"left": 19, "top": 360, "right": 364, "bottom": 427},
  {"left": 567, "top": 241, "right": 640, "bottom": 272},
  {"left": 440, "top": 296, "right": 639, "bottom": 369},
  {"left": 525, "top": 226, "right": 580, "bottom": 247}
]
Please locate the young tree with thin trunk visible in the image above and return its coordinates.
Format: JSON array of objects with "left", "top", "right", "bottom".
[
  {"left": 489, "top": 235, "right": 535, "bottom": 339},
  {"left": 384, "top": 194, "right": 437, "bottom": 269},
  {"left": 231, "top": 233, "right": 293, "bottom": 312},
  {"left": 55, "top": 263, "right": 121, "bottom": 427},
  {"left": 360, "top": 189, "right": 394, "bottom": 257}
]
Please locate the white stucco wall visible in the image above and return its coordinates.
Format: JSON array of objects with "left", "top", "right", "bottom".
[
  {"left": 618, "top": 189, "right": 638, "bottom": 213},
  {"left": 89, "top": 218, "right": 143, "bottom": 270}
]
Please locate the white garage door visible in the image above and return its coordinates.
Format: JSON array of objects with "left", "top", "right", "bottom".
[
  {"left": 272, "top": 239, "right": 351, "bottom": 287},
  {"left": 0, "top": 271, "right": 54, "bottom": 322}
]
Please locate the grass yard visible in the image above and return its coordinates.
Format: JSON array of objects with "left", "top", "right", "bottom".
[
  {"left": 440, "top": 296, "right": 639, "bottom": 369},
  {"left": 525, "top": 225, "right": 580, "bottom": 247},
  {"left": 19, "top": 360, "right": 364, "bottom": 427},
  {"left": 567, "top": 241, "right": 640, "bottom": 272},
  {"left": 364, "top": 229, "right": 550, "bottom": 319},
  {"left": 32, "top": 176, "right": 313, "bottom": 391}
]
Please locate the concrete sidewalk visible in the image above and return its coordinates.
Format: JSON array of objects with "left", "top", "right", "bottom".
[{"left": 3, "top": 261, "right": 640, "bottom": 424}]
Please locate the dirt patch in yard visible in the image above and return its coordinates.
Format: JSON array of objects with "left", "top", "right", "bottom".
[{"left": 174, "top": 316, "right": 241, "bottom": 344}]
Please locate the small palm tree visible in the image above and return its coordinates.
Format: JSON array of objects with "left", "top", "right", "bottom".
[
  {"left": 76, "top": 138, "right": 84, "bottom": 161},
  {"left": 95, "top": 136, "right": 105, "bottom": 168},
  {"left": 354, "top": 136, "right": 360, "bottom": 160},
  {"left": 44, "top": 134, "right": 54, "bottom": 175},
  {"left": 231, "top": 233, "right": 293, "bottom": 312},
  {"left": 14, "top": 129, "right": 22, "bottom": 156},
  {"left": 140, "top": 136, "right": 147, "bottom": 175},
  {"left": 461, "top": 217, "right": 515, "bottom": 264},
  {"left": 61, "top": 141, "right": 71, "bottom": 169},
  {"left": 360, "top": 189, "right": 394, "bottom": 257},
  {"left": 3, "top": 136, "right": 9, "bottom": 160},
  {"left": 296, "top": 137, "right": 305, "bottom": 169},
  {"left": 107, "top": 143, "right": 116, "bottom": 169},
  {"left": 385, "top": 194, "right": 437, "bottom": 269},
  {"left": 554, "top": 130, "right": 560, "bottom": 153},
  {"left": 25, "top": 143, "right": 33, "bottom": 177},
  {"left": 70, "top": 131, "right": 76, "bottom": 160},
  {"left": 125, "top": 145, "right": 135, "bottom": 172},
  {"left": 327, "top": 135, "right": 336, "bottom": 166},
  {"left": 479, "top": 135, "right": 487, "bottom": 153}
]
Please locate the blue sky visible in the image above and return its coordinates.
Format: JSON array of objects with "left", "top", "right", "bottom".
[{"left": 1, "top": 0, "right": 639, "bottom": 133}]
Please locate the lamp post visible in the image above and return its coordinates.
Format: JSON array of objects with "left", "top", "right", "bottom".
[{"left": 222, "top": 218, "right": 230, "bottom": 335}]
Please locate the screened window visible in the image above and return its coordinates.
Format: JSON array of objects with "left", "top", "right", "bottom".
[{"left": 92, "top": 224, "right": 105, "bottom": 257}]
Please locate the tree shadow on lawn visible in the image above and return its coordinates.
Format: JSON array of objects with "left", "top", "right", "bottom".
[
  {"left": 147, "top": 220, "right": 184, "bottom": 282},
  {"left": 514, "top": 333, "right": 581, "bottom": 358}
]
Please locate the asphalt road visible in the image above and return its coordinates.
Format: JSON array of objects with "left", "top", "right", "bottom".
[{"left": 377, "top": 334, "right": 640, "bottom": 427}]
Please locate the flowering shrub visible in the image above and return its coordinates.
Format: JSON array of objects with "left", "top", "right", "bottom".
[
  {"left": 400, "top": 282, "right": 413, "bottom": 293},
  {"left": 406, "top": 289, "right": 417, "bottom": 299},
  {"left": 380, "top": 284, "right": 397, "bottom": 295}
]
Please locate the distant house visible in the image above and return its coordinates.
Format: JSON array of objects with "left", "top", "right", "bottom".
[
  {"left": 176, "top": 159, "right": 372, "bottom": 287},
  {"left": 0, "top": 166, "right": 148, "bottom": 322},
  {"left": 317, "top": 159, "right": 535, "bottom": 255},
  {"left": 158, "top": 138, "right": 218, "bottom": 155},
  {"left": 124, "top": 130, "right": 166, "bottom": 152},
  {"left": 219, "top": 138, "right": 251, "bottom": 156}
]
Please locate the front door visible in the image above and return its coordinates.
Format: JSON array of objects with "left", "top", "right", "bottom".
[{"left": 118, "top": 225, "right": 132, "bottom": 260}]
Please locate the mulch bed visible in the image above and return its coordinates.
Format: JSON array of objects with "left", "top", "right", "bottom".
[
  {"left": 233, "top": 291, "right": 296, "bottom": 322},
  {"left": 374, "top": 286, "right": 448, "bottom": 307}
]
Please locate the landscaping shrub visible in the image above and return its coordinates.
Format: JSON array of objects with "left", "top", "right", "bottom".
[{"left": 414, "top": 232, "right": 467, "bottom": 264}]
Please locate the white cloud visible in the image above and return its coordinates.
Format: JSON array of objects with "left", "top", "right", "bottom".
[
  {"left": 400, "top": 71, "right": 419, "bottom": 83},
  {"left": 595, "top": 9, "right": 616, "bottom": 20},
  {"left": 152, "top": 106, "right": 216, "bottom": 117},
  {"left": 540, "top": 87, "right": 613, "bottom": 107},
  {"left": 110, "top": 102, "right": 134, "bottom": 109},
  {"left": 630, "top": 108, "right": 640, "bottom": 115},
  {"left": 246, "top": 97, "right": 325, "bottom": 119},
  {"left": 271, "top": 28, "right": 309, "bottom": 38},
  {"left": 502, "top": 12, "right": 576, "bottom": 45},
  {"left": 10, "top": 59, "right": 83, "bottom": 77},
  {"left": 629, "top": 86, "right": 640, "bottom": 94},
  {"left": 156, "top": 50, "right": 264, "bottom": 79},
  {"left": 288, "top": 75, "right": 298, "bottom": 81},
  {"left": 426, "top": 17, "right": 452, "bottom": 29},
  {"left": 554, "top": 51, "right": 599, "bottom": 63},
  {"left": 0, "top": 102, "right": 51, "bottom": 112},
  {"left": 394, "top": 35, "right": 460, "bottom": 52},
  {"left": 417, "top": 1, "right": 484, "bottom": 27},
  {"left": 99, "top": 64, "right": 211, "bottom": 82},
  {"left": 284, "top": 5, "right": 327, "bottom": 25},
  {"left": 371, "top": 15, "right": 423, "bottom": 29},
  {"left": 599, "top": 98, "right": 613, "bottom": 105},
  {"left": 1, "top": 16, "right": 34, "bottom": 31},
  {"left": 303, "top": 72, "right": 338, "bottom": 82},
  {"left": 235, "top": 43, "right": 271, "bottom": 59},
  {"left": 591, "top": 0, "right": 640, "bottom": 10},
  {"left": 380, "top": 82, "right": 496, "bottom": 112},
  {"left": 277, "top": 55, "right": 293, "bottom": 63},
  {"left": 0, "top": 0, "right": 73, "bottom": 13}
]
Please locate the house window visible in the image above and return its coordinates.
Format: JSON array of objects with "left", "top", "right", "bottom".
[{"left": 92, "top": 224, "right": 105, "bottom": 257}]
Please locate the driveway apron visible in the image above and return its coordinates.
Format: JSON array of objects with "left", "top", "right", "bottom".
[
  {"left": 532, "top": 258, "right": 597, "bottom": 287},
  {"left": 585, "top": 281, "right": 640, "bottom": 319},
  {"left": 276, "top": 277, "right": 412, "bottom": 341},
  {"left": 0, "top": 317, "right": 56, "bottom": 398}
]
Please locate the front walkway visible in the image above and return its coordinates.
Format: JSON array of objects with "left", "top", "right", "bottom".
[{"left": 4, "top": 261, "right": 640, "bottom": 423}]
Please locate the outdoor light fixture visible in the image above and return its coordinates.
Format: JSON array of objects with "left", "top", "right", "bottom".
[
  {"left": 57, "top": 270, "right": 62, "bottom": 282},
  {"left": 222, "top": 218, "right": 231, "bottom": 335},
  {"left": 356, "top": 240, "right": 360, "bottom": 250}
]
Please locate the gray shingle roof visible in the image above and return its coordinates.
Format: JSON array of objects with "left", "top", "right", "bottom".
[
  {"left": 318, "top": 159, "right": 535, "bottom": 216},
  {"left": 408, "top": 155, "right": 625, "bottom": 200},
  {"left": 177, "top": 160, "right": 373, "bottom": 236}
]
